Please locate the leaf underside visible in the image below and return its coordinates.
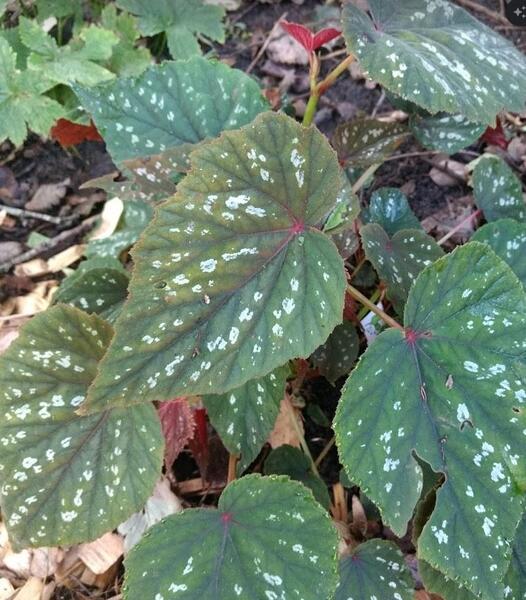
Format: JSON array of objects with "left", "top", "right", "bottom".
[
  {"left": 85, "top": 112, "right": 346, "bottom": 413},
  {"left": 334, "top": 243, "right": 526, "bottom": 599},
  {"left": 76, "top": 56, "right": 268, "bottom": 164},
  {"left": 123, "top": 475, "right": 339, "bottom": 600},
  {"left": 0, "top": 305, "right": 163, "bottom": 549},
  {"left": 342, "top": 0, "right": 526, "bottom": 124}
]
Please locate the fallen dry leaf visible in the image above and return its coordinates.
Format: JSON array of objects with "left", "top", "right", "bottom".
[
  {"left": 0, "top": 241, "right": 23, "bottom": 264},
  {"left": 14, "top": 244, "right": 84, "bottom": 278},
  {"left": 266, "top": 30, "right": 309, "bottom": 65},
  {"left": 158, "top": 398, "right": 196, "bottom": 471},
  {"left": 26, "top": 178, "right": 70, "bottom": 212},
  {"left": 1, "top": 280, "right": 58, "bottom": 318},
  {"left": 88, "top": 197, "right": 124, "bottom": 241},
  {"left": 77, "top": 533, "right": 123, "bottom": 575},
  {"left": 268, "top": 396, "right": 303, "bottom": 449},
  {"left": 429, "top": 157, "right": 467, "bottom": 186},
  {"left": 0, "top": 578, "right": 14, "bottom": 600},
  {"left": 12, "top": 576, "right": 44, "bottom": 600}
]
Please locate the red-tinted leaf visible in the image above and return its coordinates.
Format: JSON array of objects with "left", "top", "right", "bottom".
[
  {"left": 158, "top": 398, "right": 196, "bottom": 471},
  {"left": 312, "top": 27, "right": 341, "bottom": 50},
  {"left": 187, "top": 407, "right": 209, "bottom": 476},
  {"left": 281, "top": 20, "right": 315, "bottom": 52},
  {"left": 50, "top": 118, "right": 103, "bottom": 146},
  {"left": 481, "top": 118, "right": 509, "bottom": 150}
]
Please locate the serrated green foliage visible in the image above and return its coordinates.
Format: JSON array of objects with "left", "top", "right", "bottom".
[
  {"left": 333, "top": 118, "right": 409, "bottom": 167},
  {"left": 76, "top": 57, "right": 268, "bottom": 164},
  {"left": 363, "top": 188, "right": 421, "bottom": 236},
  {"left": 361, "top": 224, "right": 444, "bottom": 311},
  {"left": 311, "top": 321, "right": 359, "bottom": 385},
  {"left": 85, "top": 112, "right": 346, "bottom": 413},
  {"left": 504, "top": 514, "right": 526, "bottom": 599},
  {"left": 0, "top": 305, "right": 163, "bottom": 549},
  {"left": 20, "top": 17, "right": 118, "bottom": 86},
  {"left": 204, "top": 367, "right": 288, "bottom": 472},
  {"left": 0, "top": 37, "right": 64, "bottom": 146},
  {"left": 100, "top": 5, "right": 151, "bottom": 78},
  {"left": 410, "top": 113, "right": 485, "bottom": 154},
  {"left": 472, "top": 219, "right": 526, "bottom": 289},
  {"left": 53, "top": 257, "right": 129, "bottom": 323},
  {"left": 342, "top": 0, "right": 526, "bottom": 124},
  {"left": 334, "top": 243, "right": 526, "bottom": 599},
  {"left": 36, "top": 0, "right": 84, "bottom": 21},
  {"left": 123, "top": 475, "right": 338, "bottom": 600},
  {"left": 115, "top": 0, "right": 225, "bottom": 59},
  {"left": 85, "top": 200, "right": 154, "bottom": 259},
  {"left": 419, "top": 560, "right": 475, "bottom": 600},
  {"left": 335, "top": 540, "right": 413, "bottom": 600},
  {"left": 263, "top": 446, "right": 330, "bottom": 509},
  {"left": 472, "top": 155, "right": 525, "bottom": 222}
]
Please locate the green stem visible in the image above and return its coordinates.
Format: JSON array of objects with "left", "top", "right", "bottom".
[
  {"left": 302, "top": 92, "right": 320, "bottom": 127},
  {"left": 351, "top": 163, "right": 381, "bottom": 195},
  {"left": 356, "top": 288, "right": 381, "bottom": 321},
  {"left": 347, "top": 284, "right": 402, "bottom": 330},
  {"left": 314, "top": 436, "right": 335, "bottom": 468},
  {"left": 284, "top": 396, "right": 320, "bottom": 477}
]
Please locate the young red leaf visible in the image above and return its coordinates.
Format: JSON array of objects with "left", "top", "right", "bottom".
[
  {"left": 312, "top": 27, "right": 341, "bottom": 50},
  {"left": 50, "top": 118, "right": 103, "bottom": 146},
  {"left": 281, "top": 21, "right": 341, "bottom": 53},
  {"left": 158, "top": 398, "right": 196, "bottom": 471},
  {"left": 481, "top": 118, "right": 509, "bottom": 150}
]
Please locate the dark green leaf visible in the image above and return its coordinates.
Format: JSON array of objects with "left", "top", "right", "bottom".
[
  {"left": 311, "top": 321, "right": 359, "bottom": 385},
  {"left": 85, "top": 112, "right": 346, "bottom": 413},
  {"left": 336, "top": 540, "right": 414, "bottom": 600},
  {"left": 334, "top": 243, "right": 526, "bottom": 599},
  {"left": 333, "top": 118, "right": 409, "bottom": 167},
  {"left": 363, "top": 188, "right": 421, "bottom": 236},
  {"left": 361, "top": 224, "right": 444, "bottom": 310},
  {"left": 342, "top": 0, "right": 526, "bottom": 123},
  {"left": 204, "top": 367, "right": 288, "bottom": 472},
  {"left": 0, "top": 306, "right": 163, "bottom": 549},
  {"left": 410, "top": 113, "right": 485, "bottom": 154},
  {"left": 264, "top": 446, "right": 331, "bottom": 509},
  {"left": 419, "top": 560, "right": 476, "bottom": 600},
  {"left": 123, "top": 475, "right": 339, "bottom": 600},
  {"left": 472, "top": 155, "right": 525, "bottom": 222},
  {"left": 76, "top": 57, "right": 268, "bottom": 164},
  {"left": 504, "top": 514, "right": 526, "bottom": 599}
]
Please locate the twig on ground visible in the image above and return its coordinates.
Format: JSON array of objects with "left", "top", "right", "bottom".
[
  {"left": 0, "top": 203, "right": 72, "bottom": 225},
  {"left": 246, "top": 12, "right": 288, "bottom": 74},
  {"left": 437, "top": 209, "right": 482, "bottom": 246}
]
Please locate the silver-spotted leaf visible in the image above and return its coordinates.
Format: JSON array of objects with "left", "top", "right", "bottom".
[
  {"left": 76, "top": 57, "right": 268, "bottom": 164},
  {"left": 123, "top": 475, "right": 339, "bottom": 600},
  {"left": 204, "top": 367, "right": 288, "bottom": 472},
  {"left": 410, "top": 113, "right": 485, "bottom": 154},
  {"left": 504, "top": 513, "right": 526, "bottom": 599},
  {"left": 334, "top": 243, "right": 526, "bottom": 599},
  {"left": 333, "top": 118, "right": 409, "bottom": 167},
  {"left": 361, "top": 224, "right": 444, "bottom": 310},
  {"left": 472, "top": 155, "right": 525, "bottom": 222},
  {"left": 342, "top": 0, "right": 526, "bottom": 124},
  {"left": 115, "top": 0, "right": 225, "bottom": 59},
  {"left": 311, "top": 321, "right": 359, "bottom": 385},
  {"left": 335, "top": 540, "right": 413, "bottom": 600},
  {"left": 85, "top": 112, "right": 346, "bottom": 413},
  {"left": 472, "top": 219, "right": 526, "bottom": 289},
  {"left": 363, "top": 188, "right": 421, "bottom": 236},
  {"left": 0, "top": 305, "right": 163, "bottom": 549}
]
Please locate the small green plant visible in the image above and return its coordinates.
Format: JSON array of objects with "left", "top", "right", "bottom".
[{"left": 1, "top": 1, "right": 526, "bottom": 599}]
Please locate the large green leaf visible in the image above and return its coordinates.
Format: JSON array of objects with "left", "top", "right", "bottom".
[
  {"left": 334, "top": 243, "right": 526, "bottom": 599},
  {"left": 505, "top": 513, "right": 526, "bottom": 599},
  {"left": 0, "top": 37, "right": 64, "bottom": 146},
  {"left": 363, "top": 187, "right": 421, "bottom": 236},
  {"left": 76, "top": 57, "right": 268, "bottom": 164},
  {"left": 332, "top": 118, "right": 409, "bottom": 167},
  {"left": 203, "top": 367, "right": 288, "bottom": 472},
  {"left": 410, "top": 113, "right": 485, "bottom": 154},
  {"left": 115, "top": 0, "right": 225, "bottom": 59},
  {"left": 472, "top": 155, "right": 525, "bottom": 222},
  {"left": 335, "top": 540, "right": 414, "bottom": 600},
  {"left": 0, "top": 306, "right": 163, "bottom": 549},
  {"left": 361, "top": 224, "right": 444, "bottom": 310},
  {"left": 472, "top": 219, "right": 526, "bottom": 289},
  {"left": 123, "top": 475, "right": 338, "bottom": 600},
  {"left": 85, "top": 112, "right": 346, "bottom": 413},
  {"left": 342, "top": 0, "right": 526, "bottom": 124},
  {"left": 419, "top": 560, "right": 475, "bottom": 600}
]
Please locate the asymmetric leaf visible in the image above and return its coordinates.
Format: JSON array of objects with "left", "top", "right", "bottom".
[
  {"left": 204, "top": 367, "right": 288, "bottom": 472},
  {"left": 333, "top": 118, "right": 409, "bottom": 167},
  {"left": 115, "top": 0, "right": 225, "bottom": 59},
  {"left": 342, "top": 0, "right": 526, "bottom": 124},
  {"left": 410, "top": 113, "right": 485, "bottom": 154},
  {"left": 76, "top": 57, "right": 268, "bottom": 164},
  {"left": 0, "top": 306, "right": 163, "bottom": 549},
  {"left": 311, "top": 321, "right": 359, "bottom": 384},
  {"left": 85, "top": 112, "right": 346, "bottom": 412},
  {"left": 472, "top": 155, "right": 525, "bottom": 222},
  {"left": 472, "top": 219, "right": 526, "bottom": 289},
  {"left": 361, "top": 224, "right": 444, "bottom": 310},
  {"left": 123, "top": 475, "right": 339, "bottom": 600},
  {"left": 335, "top": 540, "right": 413, "bottom": 600},
  {"left": 363, "top": 188, "right": 421, "bottom": 236},
  {"left": 334, "top": 243, "right": 526, "bottom": 599}
]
